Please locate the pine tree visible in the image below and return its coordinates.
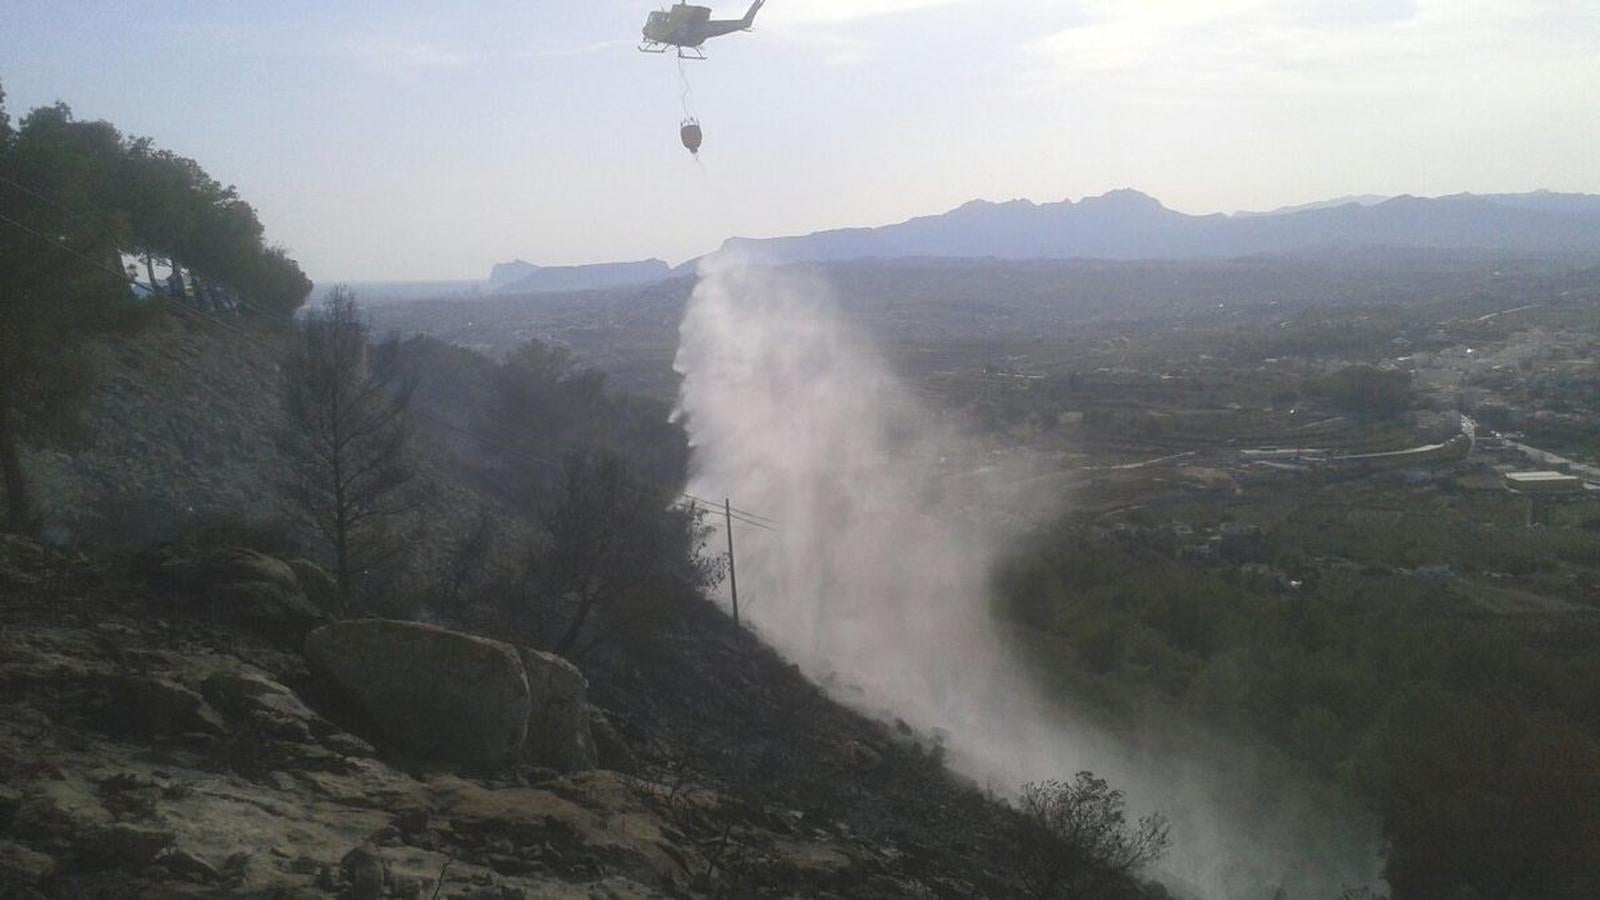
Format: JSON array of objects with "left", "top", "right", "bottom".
[
  {"left": 0, "top": 98, "right": 128, "bottom": 532},
  {"left": 282, "top": 288, "right": 418, "bottom": 607}
]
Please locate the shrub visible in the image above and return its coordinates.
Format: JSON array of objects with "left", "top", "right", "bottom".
[{"left": 1014, "top": 772, "right": 1170, "bottom": 899}]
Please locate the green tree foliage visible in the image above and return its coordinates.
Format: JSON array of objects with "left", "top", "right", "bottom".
[
  {"left": 1313, "top": 365, "right": 1415, "bottom": 418},
  {"left": 485, "top": 339, "right": 688, "bottom": 497},
  {"left": 489, "top": 341, "right": 607, "bottom": 499},
  {"left": 404, "top": 334, "right": 718, "bottom": 652},
  {"left": 238, "top": 244, "right": 315, "bottom": 318},
  {"left": 994, "top": 518, "right": 1600, "bottom": 898},
  {"left": 282, "top": 288, "right": 418, "bottom": 607},
  {"left": 535, "top": 451, "right": 721, "bottom": 657},
  {"left": 0, "top": 87, "right": 312, "bottom": 529},
  {"left": 0, "top": 98, "right": 133, "bottom": 531},
  {"left": 118, "top": 139, "right": 311, "bottom": 316},
  {"left": 1, "top": 87, "right": 311, "bottom": 318},
  {"left": 1374, "top": 689, "right": 1600, "bottom": 900},
  {"left": 478, "top": 341, "right": 712, "bottom": 656},
  {"left": 1013, "top": 773, "right": 1171, "bottom": 899}
]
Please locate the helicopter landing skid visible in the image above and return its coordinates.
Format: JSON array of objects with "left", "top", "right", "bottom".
[{"left": 638, "top": 41, "right": 706, "bottom": 60}]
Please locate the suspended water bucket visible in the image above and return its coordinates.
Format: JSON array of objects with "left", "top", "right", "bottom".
[{"left": 680, "top": 119, "right": 703, "bottom": 156}]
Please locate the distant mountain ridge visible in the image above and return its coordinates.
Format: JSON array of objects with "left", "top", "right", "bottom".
[
  {"left": 1233, "top": 195, "right": 1391, "bottom": 217},
  {"left": 489, "top": 258, "right": 672, "bottom": 295},
  {"left": 717, "top": 189, "right": 1600, "bottom": 265},
  {"left": 477, "top": 190, "right": 1600, "bottom": 291}
]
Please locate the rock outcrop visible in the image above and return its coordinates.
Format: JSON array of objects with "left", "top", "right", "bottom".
[
  {"left": 286, "top": 558, "right": 339, "bottom": 614},
  {"left": 520, "top": 648, "right": 599, "bottom": 773},
  {"left": 305, "top": 620, "right": 532, "bottom": 768},
  {"left": 148, "top": 545, "right": 330, "bottom": 640},
  {"left": 0, "top": 573, "right": 873, "bottom": 897},
  {"left": 2, "top": 540, "right": 1057, "bottom": 898}
]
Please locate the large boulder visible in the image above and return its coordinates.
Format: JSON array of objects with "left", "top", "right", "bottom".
[
  {"left": 519, "top": 649, "right": 599, "bottom": 773},
  {"left": 149, "top": 546, "right": 329, "bottom": 639},
  {"left": 287, "top": 558, "right": 339, "bottom": 614},
  {"left": 165, "top": 546, "right": 299, "bottom": 593},
  {"left": 213, "top": 581, "right": 328, "bottom": 637},
  {"left": 306, "top": 620, "right": 531, "bottom": 768}
]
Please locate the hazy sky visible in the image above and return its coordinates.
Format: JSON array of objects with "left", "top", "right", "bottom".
[{"left": 3, "top": 0, "right": 1597, "bottom": 281}]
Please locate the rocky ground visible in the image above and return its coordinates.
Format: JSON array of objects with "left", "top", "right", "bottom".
[{"left": 0, "top": 535, "right": 1156, "bottom": 899}]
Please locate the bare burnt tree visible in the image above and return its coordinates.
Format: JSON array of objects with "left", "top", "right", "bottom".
[
  {"left": 1015, "top": 773, "right": 1171, "bottom": 900},
  {"left": 283, "top": 287, "right": 417, "bottom": 608}
]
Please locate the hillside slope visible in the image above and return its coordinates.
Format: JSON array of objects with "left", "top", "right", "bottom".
[
  {"left": 19, "top": 315, "right": 499, "bottom": 595},
  {"left": 4, "top": 308, "right": 1173, "bottom": 899},
  {"left": 23, "top": 314, "right": 300, "bottom": 549},
  {"left": 0, "top": 535, "right": 1129, "bottom": 898}
]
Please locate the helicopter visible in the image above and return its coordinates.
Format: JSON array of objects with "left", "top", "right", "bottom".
[{"left": 640, "top": 0, "right": 765, "bottom": 59}]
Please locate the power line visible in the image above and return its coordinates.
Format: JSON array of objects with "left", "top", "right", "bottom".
[
  {"left": 0, "top": 210, "right": 265, "bottom": 344},
  {"left": 457, "top": 410, "right": 779, "bottom": 527},
  {"left": 0, "top": 208, "right": 151, "bottom": 297},
  {"left": 1, "top": 170, "right": 247, "bottom": 310},
  {"left": 417, "top": 409, "right": 777, "bottom": 532},
  {"left": 412, "top": 399, "right": 778, "bottom": 527},
  {"left": 683, "top": 491, "right": 779, "bottom": 526},
  {"left": 0, "top": 172, "right": 103, "bottom": 224}
]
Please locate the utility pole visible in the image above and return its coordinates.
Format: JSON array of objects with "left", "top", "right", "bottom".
[{"left": 724, "top": 499, "right": 740, "bottom": 627}]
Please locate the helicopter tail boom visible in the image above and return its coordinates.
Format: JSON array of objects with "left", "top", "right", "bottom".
[
  {"left": 742, "top": 0, "right": 765, "bottom": 28},
  {"left": 699, "top": 0, "right": 764, "bottom": 40}
]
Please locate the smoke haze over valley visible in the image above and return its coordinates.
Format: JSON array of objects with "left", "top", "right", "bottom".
[{"left": 674, "top": 256, "right": 1383, "bottom": 898}]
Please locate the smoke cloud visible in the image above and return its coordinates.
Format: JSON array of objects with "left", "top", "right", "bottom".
[{"left": 673, "top": 255, "right": 1382, "bottom": 899}]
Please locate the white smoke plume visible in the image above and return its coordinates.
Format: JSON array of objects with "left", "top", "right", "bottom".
[{"left": 673, "top": 255, "right": 1383, "bottom": 899}]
